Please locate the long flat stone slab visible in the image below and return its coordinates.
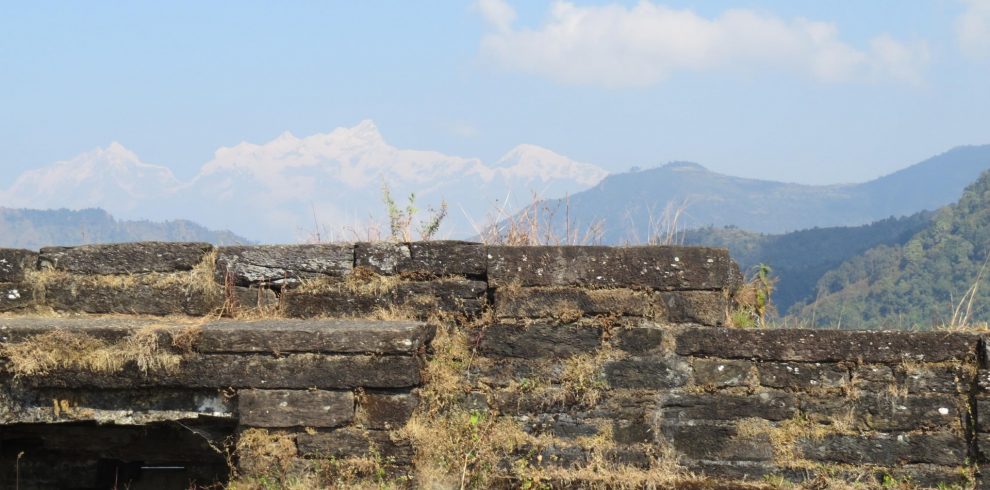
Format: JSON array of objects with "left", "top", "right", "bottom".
[
  {"left": 39, "top": 242, "right": 212, "bottom": 274},
  {"left": 215, "top": 244, "right": 353, "bottom": 287},
  {"left": 487, "top": 245, "right": 740, "bottom": 290},
  {"left": 12, "top": 353, "right": 421, "bottom": 389},
  {"left": 197, "top": 319, "right": 433, "bottom": 354},
  {"left": 0, "top": 317, "right": 432, "bottom": 355},
  {"left": 676, "top": 327, "right": 980, "bottom": 363}
]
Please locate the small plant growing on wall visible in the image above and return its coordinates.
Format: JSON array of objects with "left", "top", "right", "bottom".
[{"left": 381, "top": 180, "right": 448, "bottom": 241}]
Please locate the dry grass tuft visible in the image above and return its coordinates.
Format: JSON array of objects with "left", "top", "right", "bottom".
[{"left": 0, "top": 325, "right": 199, "bottom": 376}]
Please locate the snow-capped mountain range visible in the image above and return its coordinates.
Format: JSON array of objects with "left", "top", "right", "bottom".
[{"left": 0, "top": 120, "right": 608, "bottom": 243}]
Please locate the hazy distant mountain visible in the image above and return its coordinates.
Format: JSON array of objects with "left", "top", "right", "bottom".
[
  {"left": 0, "top": 120, "right": 607, "bottom": 243},
  {"left": 519, "top": 145, "right": 990, "bottom": 242},
  {"left": 0, "top": 208, "right": 249, "bottom": 251},
  {"left": 791, "top": 170, "right": 990, "bottom": 329},
  {"left": 682, "top": 212, "right": 933, "bottom": 313}
]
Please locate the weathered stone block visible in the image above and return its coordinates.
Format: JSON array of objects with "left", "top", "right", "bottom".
[
  {"left": 354, "top": 242, "right": 411, "bottom": 275},
  {"left": 613, "top": 324, "right": 667, "bottom": 354},
  {"left": 355, "top": 241, "right": 486, "bottom": 277},
  {"left": 281, "top": 288, "right": 389, "bottom": 318},
  {"left": 44, "top": 278, "right": 219, "bottom": 316},
  {"left": 660, "top": 290, "right": 727, "bottom": 326},
  {"left": 21, "top": 354, "right": 422, "bottom": 389},
  {"left": 660, "top": 421, "right": 774, "bottom": 461},
  {"left": 897, "top": 364, "right": 973, "bottom": 394},
  {"left": 0, "top": 248, "right": 36, "bottom": 282},
  {"left": 296, "top": 428, "right": 413, "bottom": 464},
  {"left": 522, "top": 414, "right": 601, "bottom": 439},
  {"left": 478, "top": 323, "right": 602, "bottom": 358},
  {"left": 229, "top": 286, "right": 278, "bottom": 311},
  {"left": 238, "top": 389, "right": 354, "bottom": 428},
  {"left": 659, "top": 391, "right": 798, "bottom": 422},
  {"left": 858, "top": 394, "right": 964, "bottom": 431},
  {"left": 281, "top": 279, "right": 486, "bottom": 318},
  {"left": 0, "top": 283, "right": 34, "bottom": 312},
  {"left": 494, "top": 287, "right": 661, "bottom": 319},
  {"left": 357, "top": 391, "right": 419, "bottom": 429},
  {"left": 979, "top": 399, "right": 990, "bottom": 433},
  {"left": 487, "top": 245, "right": 740, "bottom": 290},
  {"left": 392, "top": 279, "right": 487, "bottom": 315},
  {"left": 851, "top": 365, "right": 895, "bottom": 392},
  {"left": 197, "top": 319, "right": 432, "bottom": 355},
  {"left": 676, "top": 327, "right": 979, "bottom": 363},
  {"left": 215, "top": 244, "right": 353, "bottom": 287},
  {"left": 612, "top": 418, "right": 653, "bottom": 444},
  {"left": 0, "top": 386, "right": 233, "bottom": 425},
  {"left": 799, "top": 432, "right": 966, "bottom": 466},
  {"left": 39, "top": 242, "right": 212, "bottom": 274},
  {"left": 758, "top": 362, "right": 848, "bottom": 391},
  {"left": 692, "top": 358, "right": 754, "bottom": 388},
  {"left": 605, "top": 356, "right": 690, "bottom": 389}
]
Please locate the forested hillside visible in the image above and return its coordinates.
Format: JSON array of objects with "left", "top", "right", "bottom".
[
  {"left": 0, "top": 208, "right": 249, "bottom": 250},
  {"left": 791, "top": 170, "right": 990, "bottom": 329},
  {"left": 683, "top": 212, "right": 933, "bottom": 313}
]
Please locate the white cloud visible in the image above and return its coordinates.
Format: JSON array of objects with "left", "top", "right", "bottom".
[
  {"left": 958, "top": 0, "right": 990, "bottom": 59},
  {"left": 476, "top": 0, "right": 517, "bottom": 32},
  {"left": 478, "top": 1, "right": 929, "bottom": 86}
]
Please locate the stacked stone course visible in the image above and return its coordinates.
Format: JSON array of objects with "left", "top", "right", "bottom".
[{"left": 0, "top": 241, "right": 988, "bottom": 488}]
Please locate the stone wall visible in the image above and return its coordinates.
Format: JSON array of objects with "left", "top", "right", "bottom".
[{"left": 0, "top": 241, "right": 987, "bottom": 488}]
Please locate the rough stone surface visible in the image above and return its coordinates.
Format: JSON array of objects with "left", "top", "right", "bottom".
[
  {"left": 281, "top": 279, "right": 486, "bottom": 318},
  {"left": 355, "top": 241, "right": 486, "bottom": 278},
  {"left": 659, "top": 291, "right": 728, "bottom": 326},
  {"left": 0, "top": 248, "right": 36, "bottom": 282},
  {"left": 0, "top": 282, "right": 34, "bottom": 312},
  {"left": 495, "top": 287, "right": 661, "bottom": 319},
  {"left": 44, "top": 278, "right": 219, "bottom": 316},
  {"left": 605, "top": 356, "right": 690, "bottom": 389},
  {"left": 39, "top": 242, "right": 212, "bottom": 274},
  {"left": 20, "top": 354, "right": 422, "bottom": 389},
  {"left": 0, "top": 386, "right": 233, "bottom": 424},
  {"left": 676, "top": 327, "right": 980, "bottom": 363},
  {"left": 799, "top": 432, "right": 966, "bottom": 466},
  {"left": 758, "top": 362, "right": 848, "bottom": 390},
  {"left": 356, "top": 391, "right": 419, "bottom": 429},
  {"left": 613, "top": 324, "right": 667, "bottom": 354},
  {"left": 661, "top": 421, "right": 774, "bottom": 461},
  {"left": 295, "top": 428, "right": 413, "bottom": 464},
  {"left": 238, "top": 389, "right": 354, "bottom": 428},
  {"left": 692, "top": 358, "right": 754, "bottom": 388},
  {"left": 197, "top": 319, "right": 431, "bottom": 354},
  {"left": 487, "top": 245, "right": 740, "bottom": 290},
  {"left": 857, "top": 393, "right": 964, "bottom": 431},
  {"left": 215, "top": 244, "right": 353, "bottom": 287},
  {"left": 230, "top": 286, "right": 278, "bottom": 311},
  {"left": 478, "top": 322, "right": 602, "bottom": 358},
  {"left": 897, "top": 365, "right": 972, "bottom": 394},
  {"left": 659, "top": 391, "right": 798, "bottom": 422}
]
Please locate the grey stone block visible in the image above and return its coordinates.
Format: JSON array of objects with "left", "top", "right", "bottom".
[
  {"left": 676, "top": 327, "right": 979, "bottom": 363},
  {"left": 238, "top": 389, "right": 354, "bottom": 428},
  {"left": 0, "top": 248, "right": 36, "bottom": 282},
  {"left": 487, "top": 245, "right": 740, "bottom": 290},
  {"left": 39, "top": 242, "right": 212, "bottom": 274},
  {"left": 215, "top": 244, "right": 353, "bottom": 287}
]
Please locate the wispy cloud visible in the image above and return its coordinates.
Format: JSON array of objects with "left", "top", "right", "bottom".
[
  {"left": 957, "top": 0, "right": 990, "bottom": 59},
  {"left": 477, "top": 0, "right": 930, "bottom": 87}
]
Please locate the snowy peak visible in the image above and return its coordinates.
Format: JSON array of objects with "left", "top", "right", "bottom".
[
  {"left": 495, "top": 144, "right": 608, "bottom": 186},
  {"left": 0, "top": 143, "right": 179, "bottom": 211}
]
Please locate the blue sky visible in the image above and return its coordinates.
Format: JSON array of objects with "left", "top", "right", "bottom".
[{"left": 1, "top": 0, "right": 988, "bottom": 185}]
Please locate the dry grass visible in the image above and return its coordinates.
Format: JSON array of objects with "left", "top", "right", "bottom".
[
  {"left": 476, "top": 192, "right": 605, "bottom": 246},
  {"left": 25, "top": 250, "right": 224, "bottom": 310},
  {"left": 0, "top": 324, "right": 200, "bottom": 376}
]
